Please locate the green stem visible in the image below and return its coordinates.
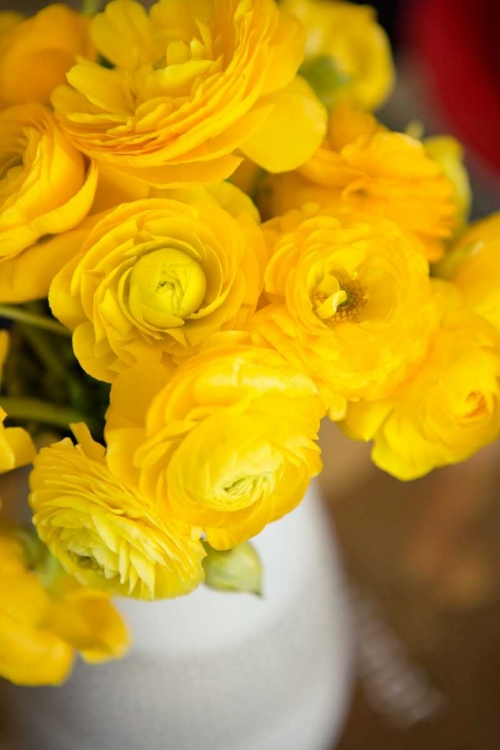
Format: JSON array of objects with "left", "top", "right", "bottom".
[
  {"left": 1, "top": 397, "right": 94, "bottom": 431},
  {"left": 0, "top": 305, "right": 71, "bottom": 337},
  {"left": 18, "top": 325, "right": 68, "bottom": 381},
  {"left": 82, "top": 0, "right": 102, "bottom": 15}
]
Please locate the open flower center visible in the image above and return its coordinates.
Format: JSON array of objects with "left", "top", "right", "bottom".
[
  {"left": 313, "top": 272, "right": 368, "bottom": 325},
  {"left": 129, "top": 247, "right": 207, "bottom": 327}
]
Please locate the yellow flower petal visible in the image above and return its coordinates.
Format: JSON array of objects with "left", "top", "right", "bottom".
[
  {"left": 283, "top": 0, "right": 394, "bottom": 111},
  {"left": 0, "top": 408, "right": 36, "bottom": 474},
  {"left": 240, "top": 77, "right": 327, "bottom": 173},
  {"left": 50, "top": 193, "right": 266, "bottom": 382},
  {"left": 342, "top": 282, "right": 500, "bottom": 479},
  {"left": 0, "top": 215, "right": 99, "bottom": 304},
  {"left": 0, "top": 5, "right": 95, "bottom": 108},
  {"left": 253, "top": 204, "right": 437, "bottom": 415},
  {"left": 52, "top": 0, "right": 323, "bottom": 185},
  {"left": 106, "top": 334, "right": 324, "bottom": 550},
  {"left": 262, "top": 106, "right": 466, "bottom": 261},
  {"left": 29, "top": 433, "right": 206, "bottom": 600},
  {"left": 0, "top": 608, "right": 74, "bottom": 686},
  {"left": 0, "top": 522, "right": 129, "bottom": 686},
  {"left": 438, "top": 213, "right": 500, "bottom": 333}
]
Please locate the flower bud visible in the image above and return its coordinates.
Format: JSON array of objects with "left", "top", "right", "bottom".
[{"left": 202, "top": 540, "right": 263, "bottom": 597}]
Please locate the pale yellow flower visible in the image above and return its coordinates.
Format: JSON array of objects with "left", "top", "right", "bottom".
[
  {"left": 0, "top": 519, "right": 129, "bottom": 686},
  {"left": 29, "top": 425, "right": 206, "bottom": 600},
  {"left": 284, "top": 0, "right": 394, "bottom": 110},
  {"left": 52, "top": 0, "right": 327, "bottom": 187},
  {"left": 105, "top": 333, "right": 324, "bottom": 550}
]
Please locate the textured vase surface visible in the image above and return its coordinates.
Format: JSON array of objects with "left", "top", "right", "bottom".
[{"left": 8, "top": 482, "right": 353, "bottom": 750}]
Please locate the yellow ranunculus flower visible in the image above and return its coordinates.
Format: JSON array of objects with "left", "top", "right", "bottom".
[
  {"left": 52, "top": 0, "right": 327, "bottom": 187},
  {"left": 0, "top": 406, "right": 36, "bottom": 475},
  {"left": 0, "top": 520, "right": 129, "bottom": 686},
  {"left": 105, "top": 333, "right": 324, "bottom": 550},
  {"left": 0, "top": 103, "right": 98, "bottom": 303},
  {"left": 0, "top": 332, "right": 36, "bottom": 472},
  {"left": 438, "top": 213, "right": 500, "bottom": 332},
  {"left": 284, "top": 0, "right": 394, "bottom": 111},
  {"left": 252, "top": 205, "right": 436, "bottom": 419},
  {"left": 343, "top": 281, "right": 500, "bottom": 480},
  {"left": 0, "top": 4, "right": 95, "bottom": 109},
  {"left": 262, "top": 107, "right": 465, "bottom": 261},
  {"left": 50, "top": 187, "right": 266, "bottom": 383},
  {"left": 29, "top": 425, "right": 206, "bottom": 600}
]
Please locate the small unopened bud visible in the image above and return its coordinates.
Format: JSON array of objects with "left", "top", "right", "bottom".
[{"left": 202, "top": 540, "right": 263, "bottom": 596}]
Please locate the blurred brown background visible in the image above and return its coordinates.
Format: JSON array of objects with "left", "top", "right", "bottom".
[{"left": 1, "top": 1, "right": 500, "bottom": 748}]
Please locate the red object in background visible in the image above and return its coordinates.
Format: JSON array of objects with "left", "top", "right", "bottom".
[{"left": 408, "top": 0, "right": 500, "bottom": 177}]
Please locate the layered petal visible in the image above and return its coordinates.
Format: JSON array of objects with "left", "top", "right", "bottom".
[
  {"left": 439, "top": 213, "right": 500, "bottom": 332},
  {"left": 0, "top": 104, "right": 97, "bottom": 302},
  {"left": 284, "top": 0, "right": 394, "bottom": 111},
  {"left": 50, "top": 188, "right": 267, "bottom": 382},
  {"left": 0, "top": 521, "right": 129, "bottom": 686},
  {"left": 29, "top": 426, "right": 206, "bottom": 600},
  {"left": 0, "top": 4, "right": 95, "bottom": 109},
  {"left": 52, "top": 0, "right": 326, "bottom": 186},
  {"left": 252, "top": 204, "right": 437, "bottom": 418},
  {"left": 106, "top": 333, "right": 324, "bottom": 550},
  {"left": 262, "top": 107, "right": 467, "bottom": 261},
  {"left": 342, "top": 281, "right": 500, "bottom": 479}
]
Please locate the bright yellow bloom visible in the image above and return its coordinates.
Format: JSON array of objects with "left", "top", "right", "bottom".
[
  {"left": 29, "top": 425, "right": 206, "bottom": 600},
  {"left": 52, "top": 0, "right": 327, "bottom": 187},
  {"left": 262, "top": 107, "right": 465, "bottom": 261},
  {"left": 343, "top": 281, "right": 500, "bottom": 480},
  {"left": 0, "top": 103, "right": 97, "bottom": 303},
  {"left": 0, "top": 406, "right": 36, "bottom": 475},
  {"left": 0, "top": 332, "right": 36, "bottom": 472},
  {"left": 252, "top": 205, "right": 436, "bottom": 419},
  {"left": 438, "top": 213, "right": 500, "bottom": 332},
  {"left": 50, "top": 186, "right": 266, "bottom": 383},
  {"left": 284, "top": 0, "right": 394, "bottom": 110},
  {"left": 0, "top": 4, "right": 95, "bottom": 109},
  {"left": 105, "top": 333, "right": 324, "bottom": 550},
  {"left": 0, "top": 519, "right": 129, "bottom": 686}
]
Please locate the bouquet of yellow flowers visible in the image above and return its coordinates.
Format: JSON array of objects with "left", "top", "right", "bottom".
[{"left": 0, "top": 0, "right": 499, "bottom": 688}]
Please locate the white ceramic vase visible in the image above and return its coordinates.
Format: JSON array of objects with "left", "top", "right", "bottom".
[{"left": 8, "top": 482, "right": 353, "bottom": 750}]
